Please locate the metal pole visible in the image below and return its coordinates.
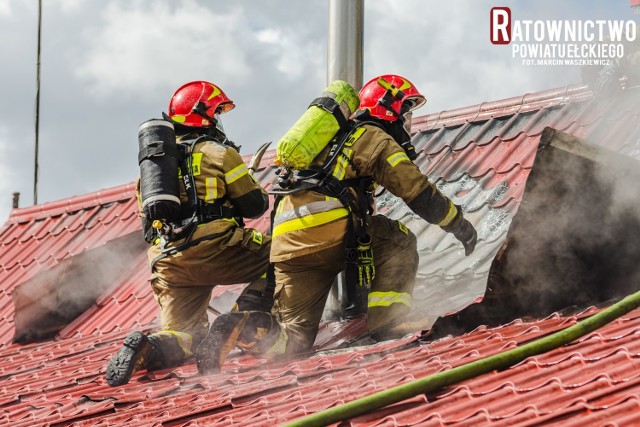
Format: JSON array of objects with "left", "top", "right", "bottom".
[
  {"left": 34, "top": 0, "right": 42, "bottom": 205},
  {"left": 325, "top": 0, "right": 365, "bottom": 320},
  {"left": 327, "top": 0, "right": 364, "bottom": 90}
]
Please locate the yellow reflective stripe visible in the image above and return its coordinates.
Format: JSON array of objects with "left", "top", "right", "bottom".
[
  {"left": 387, "top": 151, "right": 410, "bottom": 168},
  {"left": 264, "top": 327, "right": 288, "bottom": 356},
  {"left": 368, "top": 291, "right": 412, "bottom": 308},
  {"left": 205, "top": 177, "right": 218, "bottom": 202},
  {"left": 344, "top": 127, "right": 366, "bottom": 147},
  {"left": 252, "top": 229, "right": 263, "bottom": 245},
  {"left": 377, "top": 77, "right": 412, "bottom": 94},
  {"left": 275, "top": 196, "right": 287, "bottom": 215},
  {"left": 191, "top": 152, "right": 203, "bottom": 175},
  {"left": 207, "top": 83, "right": 221, "bottom": 100},
  {"left": 332, "top": 148, "right": 353, "bottom": 180},
  {"left": 272, "top": 208, "right": 349, "bottom": 237},
  {"left": 224, "top": 163, "right": 248, "bottom": 184},
  {"left": 397, "top": 221, "right": 409, "bottom": 235},
  {"left": 438, "top": 201, "right": 458, "bottom": 227},
  {"left": 273, "top": 200, "right": 345, "bottom": 226}
]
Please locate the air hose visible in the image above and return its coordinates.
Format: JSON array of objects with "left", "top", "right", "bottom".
[{"left": 282, "top": 289, "right": 640, "bottom": 427}]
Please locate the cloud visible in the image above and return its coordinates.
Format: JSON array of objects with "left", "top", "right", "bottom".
[
  {"left": 0, "top": 126, "right": 9, "bottom": 186},
  {"left": 364, "top": 0, "right": 591, "bottom": 114},
  {"left": 0, "top": 0, "right": 634, "bottom": 224},
  {"left": 0, "top": 0, "right": 9, "bottom": 17},
  {"left": 74, "top": 1, "right": 252, "bottom": 96},
  {"left": 256, "top": 27, "right": 324, "bottom": 79},
  {"left": 51, "top": 0, "right": 83, "bottom": 14},
  {"left": 0, "top": 125, "right": 19, "bottom": 221}
]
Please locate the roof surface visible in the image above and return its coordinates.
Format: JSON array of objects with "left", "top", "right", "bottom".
[{"left": 0, "top": 82, "right": 639, "bottom": 426}]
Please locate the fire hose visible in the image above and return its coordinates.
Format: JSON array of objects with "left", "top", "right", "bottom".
[{"left": 282, "top": 289, "right": 640, "bottom": 427}]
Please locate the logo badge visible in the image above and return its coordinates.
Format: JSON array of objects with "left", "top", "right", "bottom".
[{"left": 490, "top": 7, "right": 511, "bottom": 45}]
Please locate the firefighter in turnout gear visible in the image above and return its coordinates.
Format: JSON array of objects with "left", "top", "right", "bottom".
[
  {"left": 106, "top": 81, "right": 273, "bottom": 387},
  {"left": 195, "top": 75, "right": 477, "bottom": 375}
]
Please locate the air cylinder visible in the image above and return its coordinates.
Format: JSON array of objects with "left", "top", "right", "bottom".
[
  {"left": 137, "top": 119, "right": 181, "bottom": 222},
  {"left": 275, "top": 80, "right": 360, "bottom": 170}
]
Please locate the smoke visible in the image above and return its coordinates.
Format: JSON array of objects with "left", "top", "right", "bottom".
[
  {"left": 598, "top": 151, "right": 640, "bottom": 220},
  {"left": 428, "top": 123, "right": 640, "bottom": 340},
  {"left": 491, "top": 127, "right": 640, "bottom": 320},
  {"left": 13, "top": 231, "right": 148, "bottom": 342}
]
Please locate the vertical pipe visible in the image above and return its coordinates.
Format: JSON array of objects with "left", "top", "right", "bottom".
[
  {"left": 325, "top": 0, "right": 365, "bottom": 319},
  {"left": 327, "top": 0, "right": 364, "bottom": 90},
  {"left": 34, "top": 0, "right": 42, "bottom": 205}
]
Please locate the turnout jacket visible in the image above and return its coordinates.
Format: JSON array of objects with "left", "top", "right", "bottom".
[
  {"left": 138, "top": 134, "right": 268, "bottom": 246},
  {"left": 270, "top": 123, "right": 456, "bottom": 262}
]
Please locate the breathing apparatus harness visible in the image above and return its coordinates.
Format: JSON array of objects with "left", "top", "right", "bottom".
[
  {"left": 271, "top": 119, "right": 378, "bottom": 304},
  {"left": 145, "top": 134, "right": 241, "bottom": 262}
]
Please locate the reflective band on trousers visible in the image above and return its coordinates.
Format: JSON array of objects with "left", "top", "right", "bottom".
[
  {"left": 263, "top": 326, "right": 288, "bottom": 356},
  {"left": 272, "top": 200, "right": 349, "bottom": 237},
  {"left": 368, "top": 291, "right": 413, "bottom": 308}
]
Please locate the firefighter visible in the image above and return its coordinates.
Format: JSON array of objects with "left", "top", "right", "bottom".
[
  {"left": 585, "top": 26, "right": 640, "bottom": 94},
  {"left": 105, "top": 81, "right": 273, "bottom": 387},
  {"left": 195, "top": 75, "right": 477, "bottom": 374}
]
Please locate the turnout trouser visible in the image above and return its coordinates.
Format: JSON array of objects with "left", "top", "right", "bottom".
[
  {"left": 147, "top": 223, "right": 271, "bottom": 366},
  {"left": 271, "top": 215, "right": 418, "bottom": 356}
]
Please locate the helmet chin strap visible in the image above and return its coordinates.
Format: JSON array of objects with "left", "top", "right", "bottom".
[
  {"left": 192, "top": 103, "right": 242, "bottom": 152},
  {"left": 192, "top": 101, "right": 219, "bottom": 126}
]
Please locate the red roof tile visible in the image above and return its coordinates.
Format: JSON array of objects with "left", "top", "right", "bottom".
[{"left": 0, "top": 82, "right": 639, "bottom": 425}]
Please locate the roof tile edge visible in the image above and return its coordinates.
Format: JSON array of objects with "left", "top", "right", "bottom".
[
  {"left": 412, "top": 83, "right": 593, "bottom": 132},
  {"left": 8, "top": 182, "right": 138, "bottom": 224}
]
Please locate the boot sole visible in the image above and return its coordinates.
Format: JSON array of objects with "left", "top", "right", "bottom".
[
  {"left": 105, "top": 331, "right": 150, "bottom": 387},
  {"left": 196, "top": 313, "right": 248, "bottom": 375}
]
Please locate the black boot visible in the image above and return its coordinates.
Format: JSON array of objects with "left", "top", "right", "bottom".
[
  {"left": 233, "top": 289, "right": 274, "bottom": 312},
  {"left": 105, "top": 331, "right": 162, "bottom": 387},
  {"left": 195, "top": 311, "right": 274, "bottom": 375}
]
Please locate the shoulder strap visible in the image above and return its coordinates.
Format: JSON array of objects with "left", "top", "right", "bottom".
[
  {"left": 321, "top": 120, "right": 358, "bottom": 173},
  {"left": 137, "top": 137, "right": 181, "bottom": 164},
  {"left": 310, "top": 96, "right": 348, "bottom": 129},
  {"left": 177, "top": 137, "right": 202, "bottom": 212}
]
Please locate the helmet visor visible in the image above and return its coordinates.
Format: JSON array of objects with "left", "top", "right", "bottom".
[
  {"left": 217, "top": 102, "right": 235, "bottom": 114},
  {"left": 214, "top": 113, "right": 225, "bottom": 135},
  {"left": 402, "top": 110, "right": 413, "bottom": 135}
]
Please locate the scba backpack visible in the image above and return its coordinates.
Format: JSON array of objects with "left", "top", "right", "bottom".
[
  {"left": 137, "top": 119, "right": 182, "bottom": 223},
  {"left": 275, "top": 80, "right": 360, "bottom": 170}
]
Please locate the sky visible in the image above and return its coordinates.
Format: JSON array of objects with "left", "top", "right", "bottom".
[{"left": 0, "top": 0, "right": 636, "bottom": 222}]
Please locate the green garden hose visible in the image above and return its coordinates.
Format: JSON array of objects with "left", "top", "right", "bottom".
[{"left": 283, "top": 289, "right": 640, "bottom": 427}]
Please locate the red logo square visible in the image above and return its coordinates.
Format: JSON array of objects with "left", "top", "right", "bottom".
[{"left": 490, "top": 7, "right": 511, "bottom": 45}]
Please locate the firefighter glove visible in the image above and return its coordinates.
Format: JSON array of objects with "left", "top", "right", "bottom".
[
  {"left": 442, "top": 206, "right": 477, "bottom": 256},
  {"left": 357, "top": 235, "right": 375, "bottom": 287}
]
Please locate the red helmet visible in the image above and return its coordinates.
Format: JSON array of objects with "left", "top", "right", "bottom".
[
  {"left": 358, "top": 74, "right": 426, "bottom": 121},
  {"left": 166, "top": 81, "right": 235, "bottom": 128}
]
